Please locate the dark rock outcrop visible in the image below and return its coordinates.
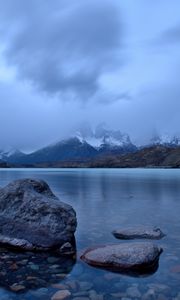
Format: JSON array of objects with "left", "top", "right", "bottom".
[
  {"left": 112, "top": 226, "right": 165, "bottom": 240},
  {"left": 81, "top": 242, "right": 162, "bottom": 275},
  {"left": 0, "top": 179, "right": 77, "bottom": 252}
]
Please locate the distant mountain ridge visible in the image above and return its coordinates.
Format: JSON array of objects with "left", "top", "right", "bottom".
[
  {"left": 0, "top": 126, "right": 180, "bottom": 167},
  {"left": 18, "top": 137, "right": 98, "bottom": 164},
  {"left": 0, "top": 125, "right": 137, "bottom": 165}
]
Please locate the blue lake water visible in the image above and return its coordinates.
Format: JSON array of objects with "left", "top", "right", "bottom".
[{"left": 0, "top": 168, "right": 180, "bottom": 299}]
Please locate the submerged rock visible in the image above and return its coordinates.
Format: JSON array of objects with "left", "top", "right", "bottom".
[
  {"left": 81, "top": 242, "right": 162, "bottom": 275},
  {"left": 0, "top": 179, "right": 77, "bottom": 252},
  {"left": 51, "top": 290, "right": 71, "bottom": 300},
  {"left": 59, "top": 242, "right": 75, "bottom": 256},
  {"left": 112, "top": 226, "right": 165, "bottom": 240},
  {"left": 0, "top": 247, "right": 76, "bottom": 292},
  {"left": 10, "top": 284, "right": 26, "bottom": 292}
]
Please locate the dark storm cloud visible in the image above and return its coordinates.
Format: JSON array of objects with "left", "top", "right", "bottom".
[
  {"left": 0, "top": 0, "right": 122, "bottom": 99},
  {"left": 1, "top": 0, "right": 180, "bottom": 151}
]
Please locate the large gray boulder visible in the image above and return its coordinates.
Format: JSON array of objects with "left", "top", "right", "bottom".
[
  {"left": 81, "top": 242, "right": 162, "bottom": 275},
  {"left": 0, "top": 179, "right": 77, "bottom": 252},
  {"left": 112, "top": 226, "right": 165, "bottom": 240}
]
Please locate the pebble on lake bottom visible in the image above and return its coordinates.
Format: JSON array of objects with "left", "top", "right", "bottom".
[
  {"left": 51, "top": 289, "right": 71, "bottom": 300},
  {"left": 10, "top": 284, "right": 26, "bottom": 292},
  {"left": 126, "top": 286, "right": 141, "bottom": 298}
]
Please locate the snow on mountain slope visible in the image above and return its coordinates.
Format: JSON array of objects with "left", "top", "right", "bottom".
[
  {"left": 0, "top": 148, "right": 25, "bottom": 162},
  {"left": 0, "top": 148, "right": 15, "bottom": 160},
  {"left": 151, "top": 134, "right": 180, "bottom": 146},
  {"left": 75, "top": 124, "right": 134, "bottom": 150}
]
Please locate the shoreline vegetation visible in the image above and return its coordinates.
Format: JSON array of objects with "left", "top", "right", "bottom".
[{"left": 1, "top": 146, "right": 180, "bottom": 169}]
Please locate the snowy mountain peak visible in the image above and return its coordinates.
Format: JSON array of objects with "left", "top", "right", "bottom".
[
  {"left": 0, "top": 148, "right": 24, "bottom": 161},
  {"left": 151, "top": 133, "right": 180, "bottom": 146},
  {"left": 75, "top": 124, "right": 134, "bottom": 149},
  {"left": 0, "top": 148, "right": 15, "bottom": 159}
]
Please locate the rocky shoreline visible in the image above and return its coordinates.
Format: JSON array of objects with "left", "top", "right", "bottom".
[{"left": 0, "top": 178, "right": 168, "bottom": 300}]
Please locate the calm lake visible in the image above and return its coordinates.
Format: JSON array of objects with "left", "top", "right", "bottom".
[{"left": 0, "top": 168, "right": 179, "bottom": 300}]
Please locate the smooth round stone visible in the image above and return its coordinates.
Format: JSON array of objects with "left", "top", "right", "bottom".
[
  {"left": 73, "top": 297, "right": 90, "bottom": 300},
  {"left": 18, "top": 259, "right": 28, "bottom": 265},
  {"left": 142, "top": 289, "right": 156, "bottom": 300},
  {"left": 81, "top": 242, "right": 162, "bottom": 274},
  {"left": 110, "top": 292, "right": 126, "bottom": 298},
  {"left": 51, "top": 284, "right": 69, "bottom": 290},
  {"left": 126, "top": 286, "right": 141, "bottom": 298},
  {"left": 66, "top": 280, "right": 77, "bottom": 291},
  {"left": 47, "top": 257, "right": 60, "bottom": 264},
  {"left": 31, "top": 288, "right": 49, "bottom": 297},
  {"left": 147, "top": 284, "right": 170, "bottom": 294},
  {"left": 73, "top": 292, "right": 89, "bottom": 297},
  {"left": 50, "top": 264, "right": 60, "bottom": 269},
  {"left": 79, "top": 281, "right": 93, "bottom": 291},
  {"left": 112, "top": 226, "right": 165, "bottom": 240},
  {"left": 51, "top": 289, "right": 71, "bottom": 300},
  {"left": 30, "top": 264, "right": 39, "bottom": 271},
  {"left": 89, "top": 291, "right": 104, "bottom": 300},
  {"left": 157, "top": 294, "right": 169, "bottom": 300},
  {"left": 10, "top": 284, "right": 26, "bottom": 292}
]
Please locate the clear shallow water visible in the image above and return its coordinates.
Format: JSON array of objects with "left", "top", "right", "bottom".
[{"left": 0, "top": 168, "right": 179, "bottom": 299}]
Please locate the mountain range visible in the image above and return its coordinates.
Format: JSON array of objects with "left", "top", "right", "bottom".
[{"left": 0, "top": 125, "right": 180, "bottom": 168}]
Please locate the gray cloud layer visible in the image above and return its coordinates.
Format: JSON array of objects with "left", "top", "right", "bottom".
[
  {"left": 0, "top": 1, "right": 180, "bottom": 150},
  {"left": 0, "top": 0, "right": 122, "bottom": 99}
]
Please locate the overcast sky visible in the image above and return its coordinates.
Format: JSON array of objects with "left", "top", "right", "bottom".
[{"left": 0, "top": 0, "right": 180, "bottom": 151}]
